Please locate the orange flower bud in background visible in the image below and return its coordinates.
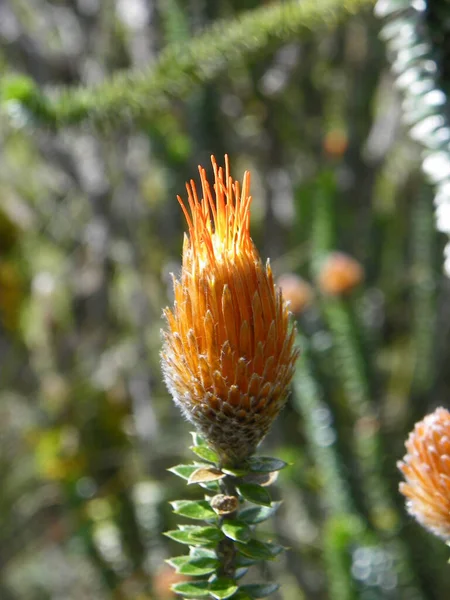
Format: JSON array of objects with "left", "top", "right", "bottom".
[
  {"left": 161, "top": 156, "right": 299, "bottom": 465},
  {"left": 317, "top": 251, "right": 364, "bottom": 296},
  {"left": 323, "top": 128, "right": 348, "bottom": 159},
  {"left": 398, "top": 407, "right": 450, "bottom": 540},
  {"left": 277, "top": 273, "right": 314, "bottom": 315}
]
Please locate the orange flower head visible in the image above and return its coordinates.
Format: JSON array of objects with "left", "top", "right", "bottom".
[
  {"left": 161, "top": 156, "right": 299, "bottom": 465},
  {"left": 317, "top": 251, "right": 364, "bottom": 296},
  {"left": 398, "top": 407, "right": 450, "bottom": 540},
  {"left": 277, "top": 273, "right": 314, "bottom": 315}
]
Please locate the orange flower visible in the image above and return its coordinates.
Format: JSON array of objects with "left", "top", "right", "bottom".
[
  {"left": 317, "top": 252, "right": 364, "bottom": 296},
  {"left": 161, "top": 156, "right": 299, "bottom": 465},
  {"left": 277, "top": 273, "right": 314, "bottom": 315},
  {"left": 398, "top": 407, "right": 450, "bottom": 540}
]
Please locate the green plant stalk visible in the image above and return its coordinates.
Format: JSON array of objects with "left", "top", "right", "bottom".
[
  {"left": 322, "top": 297, "right": 426, "bottom": 599},
  {"left": 292, "top": 334, "right": 363, "bottom": 599},
  {"left": 166, "top": 438, "right": 287, "bottom": 599},
  {"left": 309, "top": 174, "right": 426, "bottom": 598},
  {"left": 410, "top": 184, "right": 437, "bottom": 399},
  {"left": 323, "top": 297, "right": 397, "bottom": 529},
  {"left": 2, "top": 0, "right": 375, "bottom": 128},
  {"left": 293, "top": 334, "right": 354, "bottom": 516}
]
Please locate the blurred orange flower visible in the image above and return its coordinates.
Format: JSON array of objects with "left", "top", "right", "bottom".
[
  {"left": 317, "top": 251, "right": 364, "bottom": 296},
  {"left": 277, "top": 273, "right": 314, "bottom": 315},
  {"left": 161, "top": 156, "right": 298, "bottom": 465},
  {"left": 398, "top": 407, "right": 450, "bottom": 540}
]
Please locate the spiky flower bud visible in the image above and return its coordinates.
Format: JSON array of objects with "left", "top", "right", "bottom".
[
  {"left": 161, "top": 156, "right": 299, "bottom": 465},
  {"left": 398, "top": 407, "right": 450, "bottom": 540}
]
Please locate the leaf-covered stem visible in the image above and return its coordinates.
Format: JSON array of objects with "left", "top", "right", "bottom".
[
  {"left": 2, "top": 0, "right": 375, "bottom": 129},
  {"left": 216, "top": 475, "right": 239, "bottom": 578},
  {"left": 167, "top": 438, "right": 286, "bottom": 598}
]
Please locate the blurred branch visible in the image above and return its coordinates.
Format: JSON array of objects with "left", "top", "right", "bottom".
[{"left": 2, "top": 0, "right": 375, "bottom": 128}]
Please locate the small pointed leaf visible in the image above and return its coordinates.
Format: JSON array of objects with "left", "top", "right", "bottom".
[
  {"left": 191, "top": 431, "right": 207, "bottom": 446},
  {"left": 236, "top": 554, "right": 259, "bottom": 567},
  {"left": 166, "top": 555, "right": 189, "bottom": 569},
  {"left": 164, "top": 529, "right": 197, "bottom": 545},
  {"left": 236, "top": 567, "right": 249, "bottom": 580},
  {"left": 248, "top": 457, "right": 288, "bottom": 473},
  {"left": 222, "top": 520, "right": 251, "bottom": 543},
  {"left": 171, "top": 581, "right": 209, "bottom": 597},
  {"left": 190, "top": 547, "right": 217, "bottom": 559},
  {"left": 221, "top": 466, "right": 249, "bottom": 477},
  {"left": 189, "top": 526, "right": 224, "bottom": 544},
  {"left": 188, "top": 466, "right": 225, "bottom": 484},
  {"left": 240, "top": 583, "right": 280, "bottom": 598},
  {"left": 190, "top": 445, "right": 219, "bottom": 463},
  {"left": 238, "top": 502, "right": 282, "bottom": 525},
  {"left": 237, "top": 483, "right": 271, "bottom": 506},
  {"left": 209, "top": 578, "right": 239, "bottom": 599},
  {"left": 165, "top": 525, "right": 220, "bottom": 546},
  {"left": 168, "top": 464, "right": 199, "bottom": 480},
  {"left": 236, "top": 539, "right": 284, "bottom": 561},
  {"left": 199, "top": 480, "right": 221, "bottom": 492},
  {"left": 243, "top": 471, "right": 278, "bottom": 487},
  {"left": 171, "top": 500, "right": 216, "bottom": 520},
  {"left": 178, "top": 557, "right": 220, "bottom": 576}
]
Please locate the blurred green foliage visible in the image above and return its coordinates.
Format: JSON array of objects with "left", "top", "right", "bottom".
[{"left": 1, "top": 0, "right": 450, "bottom": 599}]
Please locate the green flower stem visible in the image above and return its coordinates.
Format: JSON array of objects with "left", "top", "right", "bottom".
[
  {"left": 308, "top": 171, "right": 426, "bottom": 599},
  {"left": 293, "top": 333, "right": 364, "bottom": 598},
  {"left": 167, "top": 441, "right": 286, "bottom": 598},
  {"left": 410, "top": 185, "right": 437, "bottom": 401},
  {"left": 293, "top": 333, "right": 354, "bottom": 516},
  {"left": 2, "top": 0, "right": 375, "bottom": 128},
  {"left": 322, "top": 298, "right": 426, "bottom": 599},
  {"left": 322, "top": 297, "right": 397, "bottom": 530},
  {"left": 216, "top": 475, "right": 239, "bottom": 578}
]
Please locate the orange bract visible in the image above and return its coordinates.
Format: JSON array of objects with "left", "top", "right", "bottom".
[
  {"left": 398, "top": 407, "right": 450, "bottom": 540},
  {"left": 161, "top": 156, "right": 298, "bottom": 464}
]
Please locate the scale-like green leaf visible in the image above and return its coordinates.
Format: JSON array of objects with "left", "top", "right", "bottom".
[
  {"left": 165, "top": 525, "right": 220, "bottom": 546},
  {"left": 168, "top": 464, "right": 199, "bottom": 480},
  {"left": 209, "top": 578, "right": 239, "bottom": 599},
  {"left": 235, "top": 567, "right": 249, "bottom": 580},
  {"left": 189, "top": 526, "right": 224, "bottom": 544},
  {"left": 222, "top": 519, "right": 251, "bottom": 543},
  {"left": 231, "top": 593, "right": 253, "bottom": 600},
  {"left": 248, "top": 457, "right": 289, "bottom": 473},
  {"left": 190, "top": 445, "right": 220, "bottom": 463},
  {"left": 178, "top": 556, "right": 220, "bottom": 576},
  {"left": 238, "top": 502, "right": 282, "bottom": 525},
  {"left": 236, "top": 555, "right": 258, "bottom": 567},
  {"left": 191, "top": 431, "right": 207, "bottom": 446},
  {"left": 164, "top": 529, "right": 197, "bottom": 545},
  {"left": 242, "top": 471, "right": 278, "bottom": 487},
  {"left": 166, "top": 556, "right": 189, "bottom": 568},
  {"left": 236, "top": 539, "right": 284, "bottom": 561},
  {"left": 239, "top": 583, "right": 280, "bottom": 598},
  {"left": 171, "top": 500, "right": 216, "bottom": 520},
  {"left": 172, "top": 581, "right": 210, "bottom": 597},
  {"left": 188, "top": 466, "right": 225, "bottom": 484},
  {"left": 167, "top": 554, "right": 220, "bottom": 576},
  {"left": 190, "top": 547, "right": 217, "bottom": 559},
  {"left": 221, "top": 465, "right": 249, "bottom": 477},
  {"left": 237, "top": 483, "right": 271, "bottom": 506}
]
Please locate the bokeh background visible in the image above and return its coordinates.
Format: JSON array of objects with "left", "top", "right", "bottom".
[{"left": 1, "top": 0, "right": 450, "bottom": 598}]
